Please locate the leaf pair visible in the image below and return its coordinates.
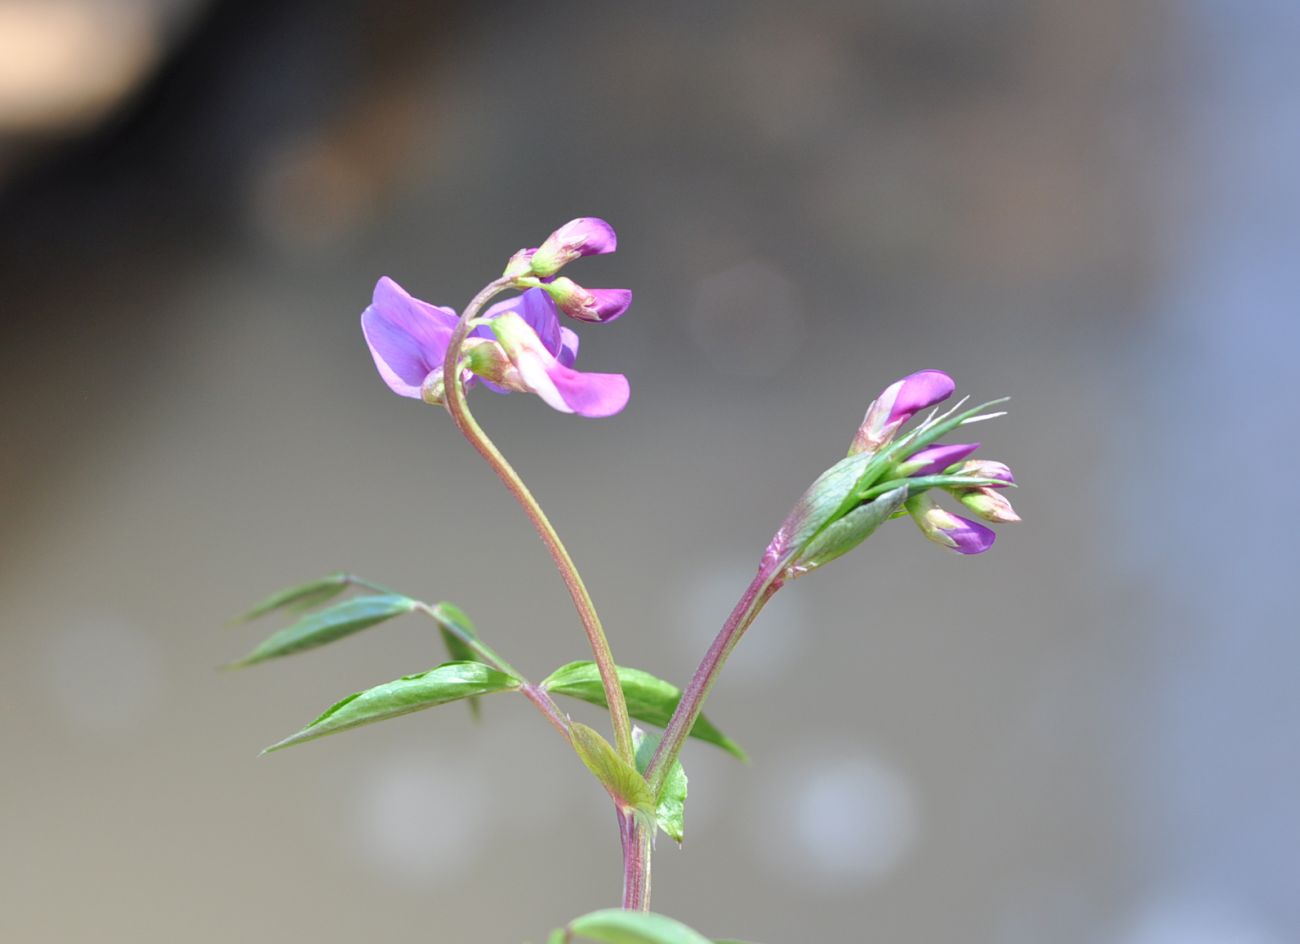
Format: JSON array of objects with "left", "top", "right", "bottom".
[
  {"left": 541, "top": 662, "right": 747, "bottom": 763},
  {"left": 550, "top": 909, "right": 758, "bottom": 944}
]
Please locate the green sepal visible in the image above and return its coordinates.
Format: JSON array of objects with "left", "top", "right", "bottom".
[
  {"left": 787, "top": 484, "right": 909, "bottom": 579},
  {"left": 232, "top": 594, "right": 417, "bottom": 667},
  {"left": 541, "top": 662, "right": 747, "bottom": 762},
  {"left": 233, "top": 572, "right": 352, "bottom": 623},
  {"left": 562, "top": 910, "right": 714, "bottom": 944},
  {"left": 568, "top": 723, "right": 655, "bottom": 814},
  {"left": 262, "top": 661, "right": 520, "bottom": 753},
  {"left": 766, "top": 451, "right": 874, "bottom": 566},
  {"left": 633, "top": 728, "right": 687, "bottom": 844},
  {"left": 431, "top": 601, "right": 485, "bottom": 719}
]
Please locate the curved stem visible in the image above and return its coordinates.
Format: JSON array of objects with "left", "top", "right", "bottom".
[
  {"left": 645, "top": 567, "right": 781, "bottom": 796},
  {"left": 440, "top": 278, "right": 635, "bottom": 764}
]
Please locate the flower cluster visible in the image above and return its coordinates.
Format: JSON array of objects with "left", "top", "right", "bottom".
[
  {"left": 361, "top": 218, "right": 631, "bottom": 417},
  {"left": 766, "top": 369, "right": 1017, "bottom": 580}
]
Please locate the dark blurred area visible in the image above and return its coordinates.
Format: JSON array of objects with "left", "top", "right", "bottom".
[{"left": 2, "top": 2, "right": 1297, "bottom": 943}]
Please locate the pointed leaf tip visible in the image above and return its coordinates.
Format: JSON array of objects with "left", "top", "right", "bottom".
[
  {"left": 263, "top": 661, "right": 520, "bottom": 752},
  {"left": 232, "top": 572, "right": 352, "bottom": 623},
  {"left": 235, "top": 594, "right": 417, "bottom": 666}
]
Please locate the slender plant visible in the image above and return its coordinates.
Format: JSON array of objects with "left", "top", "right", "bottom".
[{"left": 230, "top": 218, "right": 1019, "bottom": 943}]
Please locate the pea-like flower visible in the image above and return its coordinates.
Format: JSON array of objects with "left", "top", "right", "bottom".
[{"left": 360, "top": 277, "right": 629, "bottom": 417}]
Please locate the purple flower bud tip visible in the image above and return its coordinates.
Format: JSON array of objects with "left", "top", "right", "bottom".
[
  {"left": 900, "top": 442, "right": 981, "bottom": 477},
  {"left": 852, "top": 369, "right": 957, "bottom": 454},
  {"left": 885, "top": 370, "right": 957, "bottom": 424},
  {"left": 945, "top": 514, "right": 997, "bottom": 554},
  {"left": 907, "top": 493, "right": 997, "bottom": 554},
  {"left": 958, "top": 460, "right": 1015, "bottom": 487},
  {"left": 530, "top": 217, "right": 618, "bottom": 277},
  {"left": 544, "top": 277, "right": 633, "bottom": 323}
]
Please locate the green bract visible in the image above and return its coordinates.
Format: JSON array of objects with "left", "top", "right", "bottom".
[{"left": 633, "top": 729, "right": 687, "bottom": 844}]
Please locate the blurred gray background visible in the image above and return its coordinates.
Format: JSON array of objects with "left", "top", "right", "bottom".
[{"left": 2, "top": 1, "right": 1297, "bottom": 942}]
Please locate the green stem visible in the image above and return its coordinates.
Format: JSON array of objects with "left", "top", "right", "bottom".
[
  {"left": 645, "top": 567, "right": 780, "bottom": 797},
  {"left": 440, "top": 278, "right": 635, "bottom": 765}
]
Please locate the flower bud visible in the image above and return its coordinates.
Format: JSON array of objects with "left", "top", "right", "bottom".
[
  {"left": 543, "top": 277, "right": 632, "bottom": 323},
  {"left": 955, "top": 486, "right": 1020, "bottom": 523},
  {"left": 895, "top": 442, "right": 981, "bottom": 478},
  {"left": 850, "top": 370, "right": 956, "bottom": 454},
  {"left": 905, "top": 493, "right": 996, "bottom": 554},
  {"left": 529, "top": 218, "right": 618, "bottom": 277},
  {"left": 952, "top": 459, "right": 1015, "bottom": 487}
]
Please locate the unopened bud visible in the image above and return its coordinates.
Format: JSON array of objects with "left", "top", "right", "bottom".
[
  {"left": 851, "top": 370, "right": 956, "bottom": 454},
  {"left": 529, "top": 218, "right": 618, "bottom": 277},
  {"left": 895, "top": 442, "right": 981, "bottom": 478},
  {"left": 905, "top": 493, "right": 996, "bottom": 555},
  {"left": 955, "top": 486, "right": 1020, "bottom": 523},
  {"left": 543, "top": 277, "right": 632, "bottom": 323}
]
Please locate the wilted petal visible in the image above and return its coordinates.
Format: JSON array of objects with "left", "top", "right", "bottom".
[
  {"left": 530, "top": 217, "right": 618, "bottom": 276},
  {"left": 360, "top": 276, "right": 459, "bottom": 399},
  {"left": 851, "top": 369, "right": 956, "bottom": 454},
  {"left": 899, "top": 442, "right": 981, "bottom": 477},
  {"left": 906, "top": 493, "right": 996, "bottom": 554}
]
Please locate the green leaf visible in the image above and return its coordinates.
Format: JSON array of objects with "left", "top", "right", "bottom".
[
  {"left": 431, "top": 601, "right": 484, "bottom": 719},
  {"left": 548, "top": 931, "right": 568, "bottom": 944},
  {"left": 787, "top": 484, "right": 909, "bottom": 578},
  {"left": 233, "top": 594, "right": 417, "bottom": 666},
  {"left": 565, "top": 910, "right": 713, "bottom": 944},
  {"left": 633, "top": 728, "right": 687, "bottom": 844},
  {"left": 233, "top": 572, "right": 351, "bottom": 623},
  {"left": 541, "top": 662, "right": 747, "bottom": 762},
  {"left": 263, "top": 661, "right": 519, "bottom": 752},
  {"left": 568, "top": 722, "right": 655, "bottom": 814}
]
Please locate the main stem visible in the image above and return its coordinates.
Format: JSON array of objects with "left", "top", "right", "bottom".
[
  {"left": 618, "top": 810, "right": 653, "bottom": 911},
  {"left": 645, "top": 567, "right": 781, "bottom": 796},
  {"left": 441, "top": 278, "right": 635, "bottom": 765}
]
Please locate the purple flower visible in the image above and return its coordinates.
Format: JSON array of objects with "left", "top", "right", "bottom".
[
  {"left": 360, "top": 277, "right": 460, "bottom": 401},
  {"left": 906, "top": 493, "right": 996, "bottom": 555},
  {"left": 486, "top": 312, "right": 629, "bottom": 417},
  {"left": 897, "top": 442, "right": 982, "bottom": 477},
  {"left": 850, "top": 369, "right": 957, "bottom": 454},
  {"left": 529, "top": 218, "right": 618, "bottom": 277},
  {"left": 360, "top": 277, "right": 628, "bottom": 417}
]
